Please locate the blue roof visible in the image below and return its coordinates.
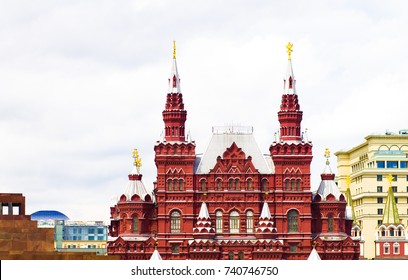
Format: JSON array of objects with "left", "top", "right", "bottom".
[{"left": 31, "top": 210, "right": 69, "bottom": 221}]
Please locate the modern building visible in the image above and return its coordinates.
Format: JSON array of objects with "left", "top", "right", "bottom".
[
  {"left": 31, "top": 210, "right": 69, "bottom": 228},
  {"left": 336, "top": 131, "right": 408, "bottom": 259},
  {"left": 55, "top": 220, "right": 108, "bottom": 255},
  {"left": 107, "top": 42, "right": 360, "bottom": 260}
]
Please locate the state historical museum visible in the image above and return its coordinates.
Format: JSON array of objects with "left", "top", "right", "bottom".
[{"left": 107, "top": 42, "right": 360, "bottom": 260}]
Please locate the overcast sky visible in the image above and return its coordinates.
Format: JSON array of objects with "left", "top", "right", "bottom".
[{"left": 1, "top": 0, "right": 407, "bottom": 223}]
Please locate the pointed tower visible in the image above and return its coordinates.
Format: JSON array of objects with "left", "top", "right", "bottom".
[
  {"left": 107, "top": 149, "right": 156, "bottom": 259},
  {"left": 255, "top": 201, "right": 277, "bottom": 238},
  {"left": 375, "top": 174, "right": 407, "bottom": 259},
  {"left": 154, "top": 42, "right": 197, "bottom": 259},
  {"left": 193, "top": 198, "right": 215, "bottom": 239},
  {"left": 162, "top": 40, "right": 187, "bottom": 142},
  {"left": 311, "top": 149, "right": 360, "bottom": 259}
]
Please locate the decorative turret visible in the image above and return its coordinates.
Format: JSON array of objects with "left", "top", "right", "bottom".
[
  {"left": 193, "top": 196, "right": 215, "bottom": 239},
  {"left": 162, "top": 40, "right": 187, "bottom": 142},
  {"left": 315, "top": 149, "right": 344, "bottom": 201},
  {"left": 277, "top": 42, "right": 303, "bottom": 142},
  {"left": 382, "top": 174, "right": 400, "bottom": 225},
  {"left": 255, "top": 200, "right": 277, "bottom": 237},
  {"left": 122, "top": 149, "right": 154, "bottom": 202}
]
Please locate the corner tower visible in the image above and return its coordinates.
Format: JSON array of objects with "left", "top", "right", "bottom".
[{"left": 154, "top": 42, "right": 196, "bottom": 259}]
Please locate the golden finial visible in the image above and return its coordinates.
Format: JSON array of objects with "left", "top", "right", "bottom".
[
  {"left": 324, "top": 148, "right": 330, "bottom": 164},
  {"left": 173, "top": 40, "right": 176, "bottom": 59},
  {"left": 132, "top": 148, "right": 142, "bottom": 173},
  {"left": 286, "top": 42, "right": 293, "bottom": 60}
]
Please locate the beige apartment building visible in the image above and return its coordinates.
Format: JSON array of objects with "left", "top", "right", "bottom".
[{"left": 336, "top": 130, "right": 408, "bottom": 259}]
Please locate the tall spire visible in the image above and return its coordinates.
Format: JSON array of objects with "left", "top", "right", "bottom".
[
  {"left": 284, "top": 42, "right": 296, "bottom": 95},
  {"left": 162, "top": 41, "right": 187, "bottom": 142},
  {"left": 169, "top": 40, "right": 181, "bottom": 93},
  {"left": 382, "top": 174, "right": 400, "bottom": 225},
  {"left": 277, "top": 42, "right": 303, "bottom": 142}
]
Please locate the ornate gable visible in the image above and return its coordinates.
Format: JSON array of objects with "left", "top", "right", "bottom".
[{"left": 209, "top": 142, "right": 259, "bottom": 174}]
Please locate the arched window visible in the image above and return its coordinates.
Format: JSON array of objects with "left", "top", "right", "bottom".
[
  {"left": 228, "top": 251, "right": 234, "bottom": 260},
  {"left": 247, "top": 179, "right": 252, "bottom": 190},
  {"left": 170, "top": 211, "right": 181, "bottom": 233},
  {"left": 238, "top": 251, "right": 244, "bottom": 260},
  {"left": 200, "top": 179, "right": 206, "bottom": 191},
  {"left": 291, "top": 179, "right": 295, "bottom": 191},
  {"left": 229, "top": 179, "right": 233, "bottom": 190},
  {"left": 393, "top": 243, "right": 400, "bottom": 254},
  {"left": 132, "top": 216, "right": 138, "bottom": 233},
  {"left": 288, "top": 210, "right": 299, "bottom": 232},
  {"left": 179, "top": 179, "right": 183, "bottom": 191},
  {"left": 230, "top": 211, "right": 240, "bottom": 233},
  {"left": 297, "top": 180, "right": 301, "bottom": 191},
  {"left": 328, "top": 215, "right": 334, "bottom": 232},
  {"left": 285, "top": 180, "right": 289, "bottom": 191},
  {"left": 246, "top": 210, "right": 253, "bottom": 233},
  {"left": 235, "top": 179, "right": 239, "bottom": 190},
  {"left": 173, "top": 179, "right": 178, "bottom": 191},
  {"left": 262, "top": 179, "right": 268, "bottom": 191},
  {"left": 390, "top": 228, "right": 395, "bottom": 237},
  {"left": 216, "top": 211, "right": 223, "bottom": 233},
  {"left": 384, "top": 243, "right": 390, "bottom": 254},
  {"left": 216, "top": 179, "right": 222, "bottom": 190},
  {"left": 168, "top": 180, "right": 172, "bottom": 191}
]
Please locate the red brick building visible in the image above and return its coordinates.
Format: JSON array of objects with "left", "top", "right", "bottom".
[{"left": 107, "top": 43, "right": 360, "bottom": 260}]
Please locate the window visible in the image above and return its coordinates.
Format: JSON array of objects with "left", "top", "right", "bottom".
[
  {"left": 285, "top": 180, "right": 289, "bottom": 191},
  {"left": 88, "top": 236, "right": 94, "bottom": 241},
  {"left": 168, "top": 180, "right": 172, "bottom": 191},
  {"left": 377, "top": 175, "right": 383, "bottom": 181},
  {"left": 377, "top": 209, "right": 383, "bottom": 215},
  {"left": 377, "top": 186, "right": 383, "bottom": 192},
  {"left": 262, "top": 179, "right": 268, "bottom": 191},
  {"left": 88, "top": 228, "right": 95, "bottom": 234},
  {"left": 392, "top": 186, "right": 397, "bottom": 193},
  {"left": 97, "top": 228, "right": 104, "bottom": 234},
  {"left": 246, "top": 211, "right": 253, "bottom": 233},
  {"left": 132, "top": 216, "right": 138, "bottom": 233},
  {"left": 171, "top": 245, "right": 179, "bottom": 254},
  {"left": 216, "top": 179, "right": 222, "bottom": 190},
  {"left": 393, "top": 243, "right": 400, "bottom": 254},
  {"left": 200, "top": 180, "right": 206, "bottom": 191},
  {"left": 230, "top": 211, "right": 240, "bottom": 233},
  {"left": 297, "top": 180, "right": 301, "bottom": 191},
  {"left": 97, "top": 236, "right": 104, "bottom": 241},
  {"left": 377, "top": 197, "right": 383, "bottom": 203},
  {"left": 289, "top": 245, "right": 297, "bottom": 252},
  {"left": 238, "top": 251, "right": 244, "bottom": 260},
  {"left": 395, "top": 197, "right": 398, "bottom": 203},
  {"left": 387, "top": 161, "right": 398, "bottom": 168},
  {"left": 247, "top": 179, "right": 252, "bottom": 190},
  {"left": 384, "top": 243, "right": 390, "bottom": 254},
  {"left": 228, "top": 251, "right": 234, "bottom": 260},
  {"left": 377, "top": 161, "right": 385, "bottom": 168},
  {"left": 328, "top": 215, "right": 334, "bottom": 232},
  {"left": 229, "top": 179, "right": 233, "bottom": 190},
  {"left": 179, "top": 179, "right": 183, "bottom": 191},
  {"left": 392, "top": 175, "right": 397, "bottom": 181},
  {"left": 170, "top": 211, "right": 181, "bottom": 233},
  {"left": 401, "top": 161, "right": 407, "bottom": 168},
  {"left": 288, "top": 210, "right": 298, "bottom": 232},
  {"left": 216, "top": 211, "right": 223, "bottom": 233},
  {"left": 173, "top": 179, "right": 178, "bottom": 191},
  {"left": 235, "top": 179, "right": 239, "bottom": 190},
  {"left": 377, "top": 220, "right": 383, "bottom": 226}
]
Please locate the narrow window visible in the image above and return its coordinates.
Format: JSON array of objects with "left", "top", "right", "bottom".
[
  {"left": 230, "top": 211, "right": 240, "bottom": 233},
  {"left": 384, "top": 243, "right": 390, "bottom": 254},
  {"left": 168, "top": 180, "right": 172, "bottom": 191},
  {"left": 246, "top": 210, "right": 253, "bottom": 233},
  {"left": 247, "top": 179, "right": 252, "bottom": 190},
  {"left": 288, "top": 210, "right": 298, "bottom": 232},
  {"left": 328, "top": 215, "right": 334, "bottom": 232},
  {"left": 216, "top": 179, "right": 222, "bottom": 190},
  {"left": 200, "top": 180, "right": 206, "bottom": 191},
  {"left": 179, "top": 179, "right": 183, "bottom": 191},
  {"left": 393, "top": 243, "right": 400, "bottom": 254},
  {"left": 170, "top": 211, "right": 181, "bottom": 233},
  {"left": 235, "top": 179, "right": 239, "bottom": 190},
  {"left": 228, "top": 251, "right": 234, "bottom": 260},
  {"left": 216, "top": 211, "right": 223, "bottom": 233},
  {"left": 238, "top": 251, "right": 244, "bottom": 260},
  {"left": 132, "top": 216, "right": 138, "bottom": 233}
]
